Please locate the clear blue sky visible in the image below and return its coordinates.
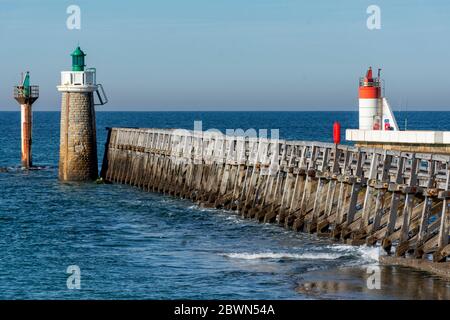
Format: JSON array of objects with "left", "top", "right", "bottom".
[{"left": 1, "top": 0, "right": 449, "bottom": 111}]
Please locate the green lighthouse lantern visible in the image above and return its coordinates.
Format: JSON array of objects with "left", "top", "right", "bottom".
[{"left": 71, "top": 46, "right": 86, "bottom": 71}]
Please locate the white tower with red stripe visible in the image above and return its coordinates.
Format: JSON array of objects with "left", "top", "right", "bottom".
[
  {"left": 358, "top": 67, "right": 398, "bottom": 131},
  {"left": 359, "top": 67, "right": 382, "bottom": 130}
]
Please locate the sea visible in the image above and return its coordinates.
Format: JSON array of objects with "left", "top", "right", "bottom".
[{"left": 0, "top": 111, "right": 449, "bottom": 300}]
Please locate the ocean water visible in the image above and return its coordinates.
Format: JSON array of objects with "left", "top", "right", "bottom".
[{"left": 0, "top": 111, "right": 450, "bottom": 300}]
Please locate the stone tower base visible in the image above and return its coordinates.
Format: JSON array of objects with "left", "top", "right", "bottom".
[{"left": 59, "top": 91, "right": 98, "bottom": 181}]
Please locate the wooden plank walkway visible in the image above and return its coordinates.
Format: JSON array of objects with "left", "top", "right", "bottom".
[{"left": 101, "top": 127, "right": 450, "bottom": 264}]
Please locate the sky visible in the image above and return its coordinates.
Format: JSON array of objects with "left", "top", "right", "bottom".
[{"left": 0, "top": 0, "right": 450, "bottom": 111}]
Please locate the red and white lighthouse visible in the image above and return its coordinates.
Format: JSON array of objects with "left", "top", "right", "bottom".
[{"left": 359, "top": 67, "right": 382, "bottom": 130}]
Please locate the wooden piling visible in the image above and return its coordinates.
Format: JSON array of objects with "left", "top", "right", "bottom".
[{"left": 101, "top": 127, "right": 450, "bottom": 270}]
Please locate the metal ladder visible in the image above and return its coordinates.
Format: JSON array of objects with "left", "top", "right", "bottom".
[{"left": 95, "top": 84, "right": 108, "bottom": 106}]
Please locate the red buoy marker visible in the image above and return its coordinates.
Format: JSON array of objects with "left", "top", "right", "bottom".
[{"left": 333, "top": 121, "right": 341, "bottom": 145}]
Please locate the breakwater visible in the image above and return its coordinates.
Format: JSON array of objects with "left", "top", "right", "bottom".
[{"left": 101, "top": 127, "right": 450, "bottom": 267}]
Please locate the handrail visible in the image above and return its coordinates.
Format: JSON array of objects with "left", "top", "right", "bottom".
[
  {"left": 359, "top": 79, "right": 381, "bottom": 87},
  {"left": 94, "top": 84, "right": 108, "bottom": 106},
  {"left": 13, "top": 85, "right": 39, "bottom": 98}
]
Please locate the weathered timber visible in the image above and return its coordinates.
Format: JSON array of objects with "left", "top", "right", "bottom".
[{"left": 101, "top": 127, "right": 450, "bottom": 270}]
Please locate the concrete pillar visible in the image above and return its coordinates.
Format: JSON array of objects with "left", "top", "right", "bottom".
[{"left": 58, "top": 90, "right": 98, "bottom": 181}]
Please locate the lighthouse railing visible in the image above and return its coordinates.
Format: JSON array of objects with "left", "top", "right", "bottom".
[
  {"left": 61, "top": 70, "right": 97, "bottom": 87},
  {"left": 359, "top": 77, "right": 381, "bottom": 87},
  {"left": 14, "top": 85, "right": 39, "bottom": 99}
]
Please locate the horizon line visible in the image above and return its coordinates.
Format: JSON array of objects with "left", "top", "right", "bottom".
[{"left": 0, "top": 109, "right": 449, "bottom": 113}]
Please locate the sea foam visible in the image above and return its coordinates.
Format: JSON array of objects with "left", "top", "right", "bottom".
[
  {"left": 221, "top": 252, "right": 344, "bottom": 260},
  {"left": 222, "top": 245, "right": 380, "bottom": 263},
  {"left": 325, "top": 244, "right": 380, "bottom": 263}
]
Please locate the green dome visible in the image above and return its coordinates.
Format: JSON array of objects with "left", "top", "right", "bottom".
[
  {"left": 71, "top": 46, "right": 86, "bottom": 71},
  {"left": 71, "top": 46, "right": 86, "bottom": 57}
]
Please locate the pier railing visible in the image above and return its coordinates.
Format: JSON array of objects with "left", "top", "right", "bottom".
[{"left": 101, "top": 127, "right": 450, "bottom": 264}]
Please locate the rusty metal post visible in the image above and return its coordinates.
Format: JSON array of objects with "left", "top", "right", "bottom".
[
  {"left": 14, "top": 74, "right": 39, "bottom": 169},
  {"left": 20, "top": 103, "right": 33, "bottom": 168}
]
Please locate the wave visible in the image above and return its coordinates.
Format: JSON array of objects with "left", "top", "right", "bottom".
[
  {"left": 356, "top": 246, "right": 380, "bottom": 262},
  {"left": 221, "top": 244, "right": 380, "bottom": 263},
  {"left": 221, "top": 252, "right": 344, "bottom": 260},
  {"left": 324, "top": 244, "right": 380, "bottom": 263},
  {"left": 0, "top": 165, "right": 54, "bottom": 173}
]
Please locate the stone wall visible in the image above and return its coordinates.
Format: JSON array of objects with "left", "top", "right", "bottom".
[{"left": 59, "top": 92, "right": 98, "bottom": 181}]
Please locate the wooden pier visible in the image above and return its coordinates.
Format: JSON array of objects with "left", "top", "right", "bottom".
[{"left": 101, "top": 127, "right": 450, "bottom": 266}]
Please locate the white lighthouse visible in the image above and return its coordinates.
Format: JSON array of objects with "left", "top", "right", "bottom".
[
  {"left": 346, "top": 67, "right": 450, "bottom": 153},
  {"left": 57, "top": 46, "right": 108, "bottom": 181},
  {"left": 358, "top": 67, "right": 398, "bottom": 131}
]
